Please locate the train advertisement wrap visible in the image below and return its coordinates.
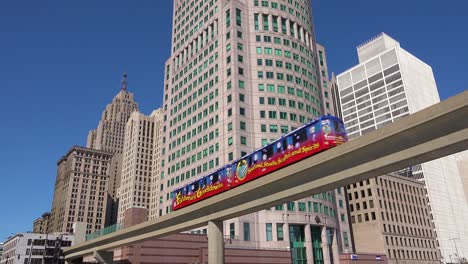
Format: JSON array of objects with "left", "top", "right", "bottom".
[{"left": 172, "top": 116, "right": 347, "bottom": 211}]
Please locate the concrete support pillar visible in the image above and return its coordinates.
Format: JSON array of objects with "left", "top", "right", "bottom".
[
  {"left": 267, "top": 14, "right": 273, "bottom": 32},
  {"left": 259, "top": 13, "right": 264, "bottom": 30},
  {"left": 208, "top": 220, "right": 224, "bottom": 264},
  {"left": 94, "top": 250, "right": 114, "bottom": 264},
  {"left": 202, "top": 30, "right": 207, "bottom": 47},
  {"left": 331, "top": 229, "right": 340, "bottom": 264},
  {"left": 304, "top": 224, "right": 314, "bottom": 264},
  {"left": 208, "top": 24, "right": 212, "bottom": 41},
  {"left": 286, "top": 19, "right": 291, "bottom": 35},
  {"left": 293, "top": 22, "right": 298, "bottom": 38},
  {"left": 321, "top": 226, "right": 330, "bottom": 264},
  {"left": 72, "top": 222, "right": 87, "bottom": 245},
  {"left": 283, "top": 214, "right": 290, "bottom": 243}
]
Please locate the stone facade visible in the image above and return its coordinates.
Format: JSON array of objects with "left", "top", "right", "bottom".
[
  {"left": 32, "top": 212, "right": 50, "bottom": 234},
  {"left": 49, "top": 146, "right": 113, "bottom": 234},
  {"left": 86, "top": 73, "right": 138, "bottom": 226},
  {"left": 116, "top": 109, "right": 163, "bottom": 224},
  {"left": 348, "top": 174, "right": 440, "bottom": 264}
]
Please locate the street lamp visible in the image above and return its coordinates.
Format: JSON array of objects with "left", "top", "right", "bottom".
[{"left": 449, "top": 238, "right": 462, "bottom": 264}]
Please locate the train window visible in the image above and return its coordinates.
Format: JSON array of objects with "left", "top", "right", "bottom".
[
  {"left": 211, "top": 172, "right": 219, "bottom": 183},
  {"left": 191, "top": 181, "right": 199, "bottom": 192},
  {"left": 252, "top": 152, "right": 261, "bottom": 164},
  {"left": 308, "top": 123, "right": 320, "bottom": 135},
  {"left": 199, "top": 178, "right": 207, "bottom": 189},
  {"left": 247, "top": 155, "right": 254, "bottom": 166},
  {"left": 282, "top": 139, "right": 288, "bottom": 151},
  {"left": 293, "top": 128, "right": 308, "bottom": 147},
  {"left": 262, "top": 146, "right": 274, "bottom": 160}
]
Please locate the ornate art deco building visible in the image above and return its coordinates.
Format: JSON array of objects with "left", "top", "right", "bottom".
[{"left": 87, "top": 74, "right": 138, "bottom": 225}]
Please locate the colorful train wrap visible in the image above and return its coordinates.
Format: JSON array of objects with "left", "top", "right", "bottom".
[{"left": 172, "top": 115, "right": 347, "bottom": 211}]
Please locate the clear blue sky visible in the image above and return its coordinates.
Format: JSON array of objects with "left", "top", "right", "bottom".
[{"left": 0, "top": 0, "right": 466, "bottom": 240}]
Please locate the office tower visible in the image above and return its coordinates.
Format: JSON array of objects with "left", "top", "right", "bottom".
[
  {"left": 316, "top": 44, "right": 334, "bottom": 116},
  {"left": 32, "top": 212, "right": 51, "bottom": 234},
  {"left": 117, "top": 109, "right": 163, "bottom": 224},
  {"left": 161, "top": 0, "right": 351, "bottom": 263},
  {"left": 347, "top": 173, "right": 440, "bottom": 263},
  {"left": 335, "top": 33, "right": 468, "bottom": 263},
  {"left": 49, "top": 146, "right": 113, "bottom": 234},
  {"left": 315, "top": 44, "right": 353, "bottom": 255},
  {"left": 0, "top": 233, "right": 74, "bottom": 264},
  {"left": 86, "top": 73, "right": 138, "bottom": 225}
]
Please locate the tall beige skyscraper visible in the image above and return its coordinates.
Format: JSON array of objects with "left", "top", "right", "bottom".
[
  {"left": 117, "top": 109, "right": 163, "bottom": 224},
  {"left": 49, "top": 146, "right": 113, "bottom": 234},
  {"left": 159, "top": 1, "right": 351, "bottom": 263},
  {"left": 87, "top": 73, "right": 138, "bottom": 225}
]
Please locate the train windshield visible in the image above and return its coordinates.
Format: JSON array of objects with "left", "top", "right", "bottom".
[{"left": 333, "top": 120, "right": 346, "bottom": 134}]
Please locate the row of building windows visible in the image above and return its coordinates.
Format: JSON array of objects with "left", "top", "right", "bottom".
[{"left": 173, "top": 0, "right": 218, "bottom": 52}]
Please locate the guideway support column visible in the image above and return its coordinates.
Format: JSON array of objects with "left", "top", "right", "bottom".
[{"left": 208, "top": 220, "right": 225, "bottom": 264}]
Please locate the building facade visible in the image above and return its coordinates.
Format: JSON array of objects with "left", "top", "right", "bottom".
[
  {"left": 86, "top": 73, "right": 139, "bottom": 225},
  {"left": 48, "top": 146, "right": 113, "bottom": 234},
  {"left": 455, "top": 151, "right": 468, "bottom": 205},
  {"left": 335, "top": 33, "right": 468, "bottom": 263},
  {"left": 0, "top": 233, "right": 74, "bottom": 264},
  {"left": 347, "top": 173, "right": 440, "bottom": 264},
  {"left": 117, "top": 109, "right": 163, "bottom": 224},
  {"left": 32, "top": 212, "right": 50, "bottom": 234},
  {"left": 159, "top": 0, "right": 351, "bottom": 263}
]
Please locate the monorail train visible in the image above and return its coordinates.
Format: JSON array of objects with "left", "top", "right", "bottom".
[{"left": 172, "top": 115, "right": 347, "bottom": 211}]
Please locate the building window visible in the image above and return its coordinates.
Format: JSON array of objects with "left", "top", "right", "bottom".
[
  {"left": 230, "top": 223, "right": 235, "bottom": 238},
  {"left": 243, "top": 222, "right": 250, "bottom": 241},
  {"left": 240, "top": 136, "right": 247, "bottom": 145},
  {"left": 266, "top": 223, "right": 273, "bottom": 241},
  {"left": 277, "top": 223, "right": 284, "bottom": 241},
  {"left": 240, "top": 121, "right": 246, "bottom": 130},
  {"left": 235, "top": 8, "right": 242, "bottom": 26},
  {"left": 343, "top": 232, "right": 349, "bottom": 247}
]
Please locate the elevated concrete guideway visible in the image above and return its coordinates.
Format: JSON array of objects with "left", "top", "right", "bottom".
[{"left": 65, "top": 91, "right": 468, "bottom": 261}]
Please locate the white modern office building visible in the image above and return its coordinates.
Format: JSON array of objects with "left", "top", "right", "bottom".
[
  {"left": 0, "top": 233, "right": 74, "bottom": 264},
  {"left": 336, "top": 32, "right": 468, "bottom": 263}
]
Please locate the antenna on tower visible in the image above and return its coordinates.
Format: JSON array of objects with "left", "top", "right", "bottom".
[{"left": 121, "top": 72, "right": 128, "bottom": 91}]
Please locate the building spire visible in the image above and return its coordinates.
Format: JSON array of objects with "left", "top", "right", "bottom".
[{"left": 121, "top": 72, "right": 128, "bottom": 91}]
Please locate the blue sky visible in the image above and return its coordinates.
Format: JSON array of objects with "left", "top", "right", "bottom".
[{"left": 0, "top": 0, "right": 466, "bottom": 240}]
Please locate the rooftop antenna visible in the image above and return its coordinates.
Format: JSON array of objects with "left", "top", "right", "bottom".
[{"left": 121, "top": 72, "right": 128, "bottom": 91}]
